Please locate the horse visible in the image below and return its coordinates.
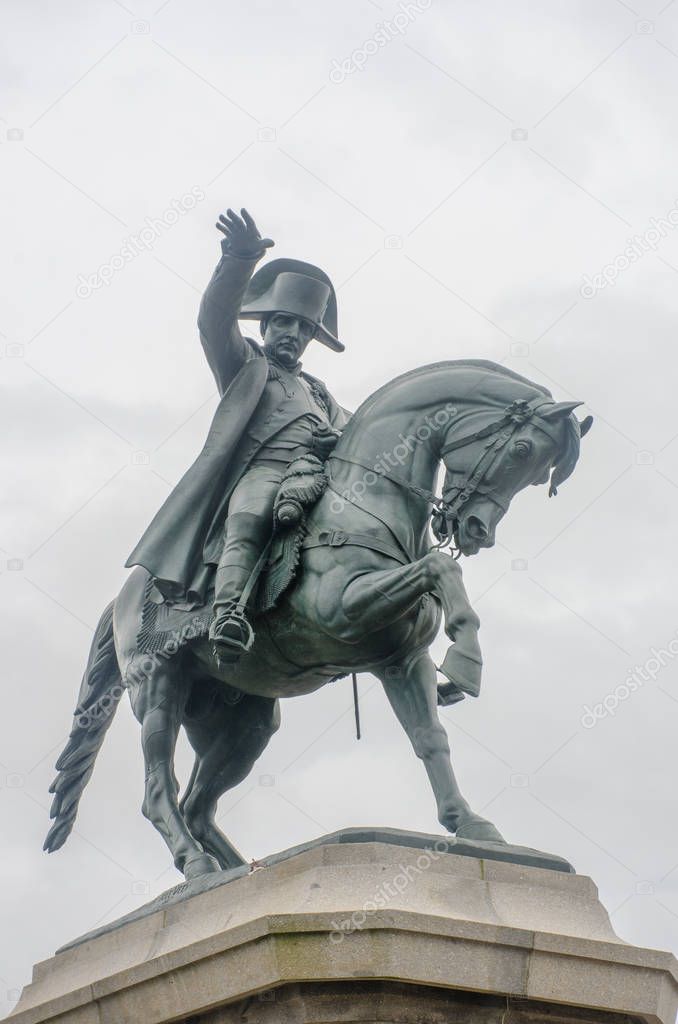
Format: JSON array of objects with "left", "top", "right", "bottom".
[{"left": 44, "top": 359, "right": 590, "bottom": 879}]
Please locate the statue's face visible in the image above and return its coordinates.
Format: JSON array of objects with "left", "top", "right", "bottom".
[{"left": 262, "top": 312, "right": 315, "bottom": 368}]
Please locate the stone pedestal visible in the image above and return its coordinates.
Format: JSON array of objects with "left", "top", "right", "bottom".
[{"left": 7, "top": 830, "right": 678, "bottom": 1024}]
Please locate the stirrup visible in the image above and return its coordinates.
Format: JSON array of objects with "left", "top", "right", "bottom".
[{"left": 209, "top": 604, "right": 255, "bottom": 662}]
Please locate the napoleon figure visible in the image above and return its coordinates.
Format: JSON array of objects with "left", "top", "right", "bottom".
[{"left": 126, "top": 208, "right": 349, "bottom": 661}]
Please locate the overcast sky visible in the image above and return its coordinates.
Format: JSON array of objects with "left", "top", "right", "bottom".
[{"left": 2, "top": 0, "right": 678, "bottom": 1012}]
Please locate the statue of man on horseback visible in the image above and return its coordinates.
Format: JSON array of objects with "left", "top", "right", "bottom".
[
  {"left": 125, "top": 208, "right": 349, "bottom": 662},
  {"left": 45, "top": 206, "right": 594, "bottom": 880}
]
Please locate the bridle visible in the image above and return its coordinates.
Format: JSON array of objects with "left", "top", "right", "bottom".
[
  {"left": 439, "top": 396, "right": 561, "bottom": 515},
  {"left": 329, "top": 397, "right": 563, "bottom": 554}
]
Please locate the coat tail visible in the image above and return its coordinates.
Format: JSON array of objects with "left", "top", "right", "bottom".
[{"left": 44, "top": 601, "right": 123, "bottom": 853}]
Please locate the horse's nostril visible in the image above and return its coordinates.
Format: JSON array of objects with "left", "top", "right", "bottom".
[{"left": 466, "top": 516, "right": 488, "bottom": 540}]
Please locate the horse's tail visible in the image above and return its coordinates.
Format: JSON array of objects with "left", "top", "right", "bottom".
[{"left": 44, "top": 600, "right": 123, "bottom": 853}]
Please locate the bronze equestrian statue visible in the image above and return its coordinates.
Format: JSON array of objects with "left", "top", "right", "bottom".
[{"left": 44, "top": 209, "right": 592, "bottom": 880}]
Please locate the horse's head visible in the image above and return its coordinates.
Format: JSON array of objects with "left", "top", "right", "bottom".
[{"left": 439, "top": 398, "right": 593, "bottom": 556}]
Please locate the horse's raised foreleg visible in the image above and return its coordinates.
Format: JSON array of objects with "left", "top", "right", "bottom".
[
  {"left": 126, "top": 656, "right": 220, "bottom": 879},
  {"left": 376, "top": 651, "right": 505, "bottom": 842},
  {"left": 340, "top": 550, "right": 482, "bottom": 697},
  {"left": 341, "top": 557, "right": 431, "bottom": 625},
  {"left": 425, "top": 551, "right": 483, "bottom": 701},
  {"left": 181, "top": 692, "right": 280, "bottom": 869}
]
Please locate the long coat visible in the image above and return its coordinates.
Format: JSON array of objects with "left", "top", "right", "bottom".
[{"left": 125, "top": 249, "right": 347, "bottom": 606}]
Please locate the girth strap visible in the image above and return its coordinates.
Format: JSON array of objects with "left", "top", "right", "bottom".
[{"left": 302, "top": 528, "right": 409, "bottom": 565}]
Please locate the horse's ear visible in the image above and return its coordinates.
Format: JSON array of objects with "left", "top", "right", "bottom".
[
  {"left": 540, "top": 400, "right": 583, "bottom": 422},
  {"left": 579, "top": 415, "right": 593, "bottom": 437}
]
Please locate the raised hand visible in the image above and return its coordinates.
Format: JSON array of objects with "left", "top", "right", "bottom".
[{"left": 215, "top": 208, "right": 274, "bottom": 258}]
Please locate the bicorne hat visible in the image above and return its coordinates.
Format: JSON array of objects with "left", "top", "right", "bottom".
[{"left": 239, "top": 258, "right": 343, "bottom": 352}]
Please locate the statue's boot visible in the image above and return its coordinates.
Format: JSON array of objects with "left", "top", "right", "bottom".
[
  {"left": 209, "top": 511, "right": 269, "bottom": 662},
  {"left": 210, "top": 601, "right": 254, "bottom": 662}
]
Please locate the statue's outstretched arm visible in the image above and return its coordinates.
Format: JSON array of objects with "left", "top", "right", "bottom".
[{"left": 197, "top": 208, "right": 274, "bottom": 397}]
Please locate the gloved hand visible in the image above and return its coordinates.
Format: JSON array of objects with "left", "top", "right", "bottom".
[
  {"left": 311, "top": 425, "right": 342, "bottom": 461},
  {"left": 216, "top": 208, "right": 274, "bottom": 259}
]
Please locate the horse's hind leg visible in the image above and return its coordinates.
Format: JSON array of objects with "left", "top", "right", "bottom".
[
  {"left": 127, "top": 655, "right": 219, "bottom": 879},
  {"left": 181, "top": 692, "right": 280, "bottom": 869},
  {"left": 376, "top": 651, "right": 505, "bottom": 843}
]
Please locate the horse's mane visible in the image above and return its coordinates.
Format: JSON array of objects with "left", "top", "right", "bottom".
[
  {"left": 348, "top": 359, "right": 552, "bottom": 426},
  {"left": 343, "top": 359, "right": 581, "bottom": 494}
]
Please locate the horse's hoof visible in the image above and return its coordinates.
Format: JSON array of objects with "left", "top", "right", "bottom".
[
  {"left": 439, "top": 646, "right": 482, "bottom": 699},
  {"left": 437, "top": 681, "right": 466, "bottom": 706},
  {"left": 456, "top": 816, "right": 507, "bottom": 844},
  {"left": 183, "top": 853, "right": 221, "bottom": 879}
]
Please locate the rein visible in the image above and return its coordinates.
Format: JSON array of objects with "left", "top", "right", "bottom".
[
  {"left": 329, "top": 397, "right": 556, "bottom": 541},
  {"left": 329, "top": 455, "right": 446, "bottom": 512}
]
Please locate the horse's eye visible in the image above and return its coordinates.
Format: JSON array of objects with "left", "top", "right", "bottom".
[{"left": 513, "top": 439, "right": 532, "bottom": 459}]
